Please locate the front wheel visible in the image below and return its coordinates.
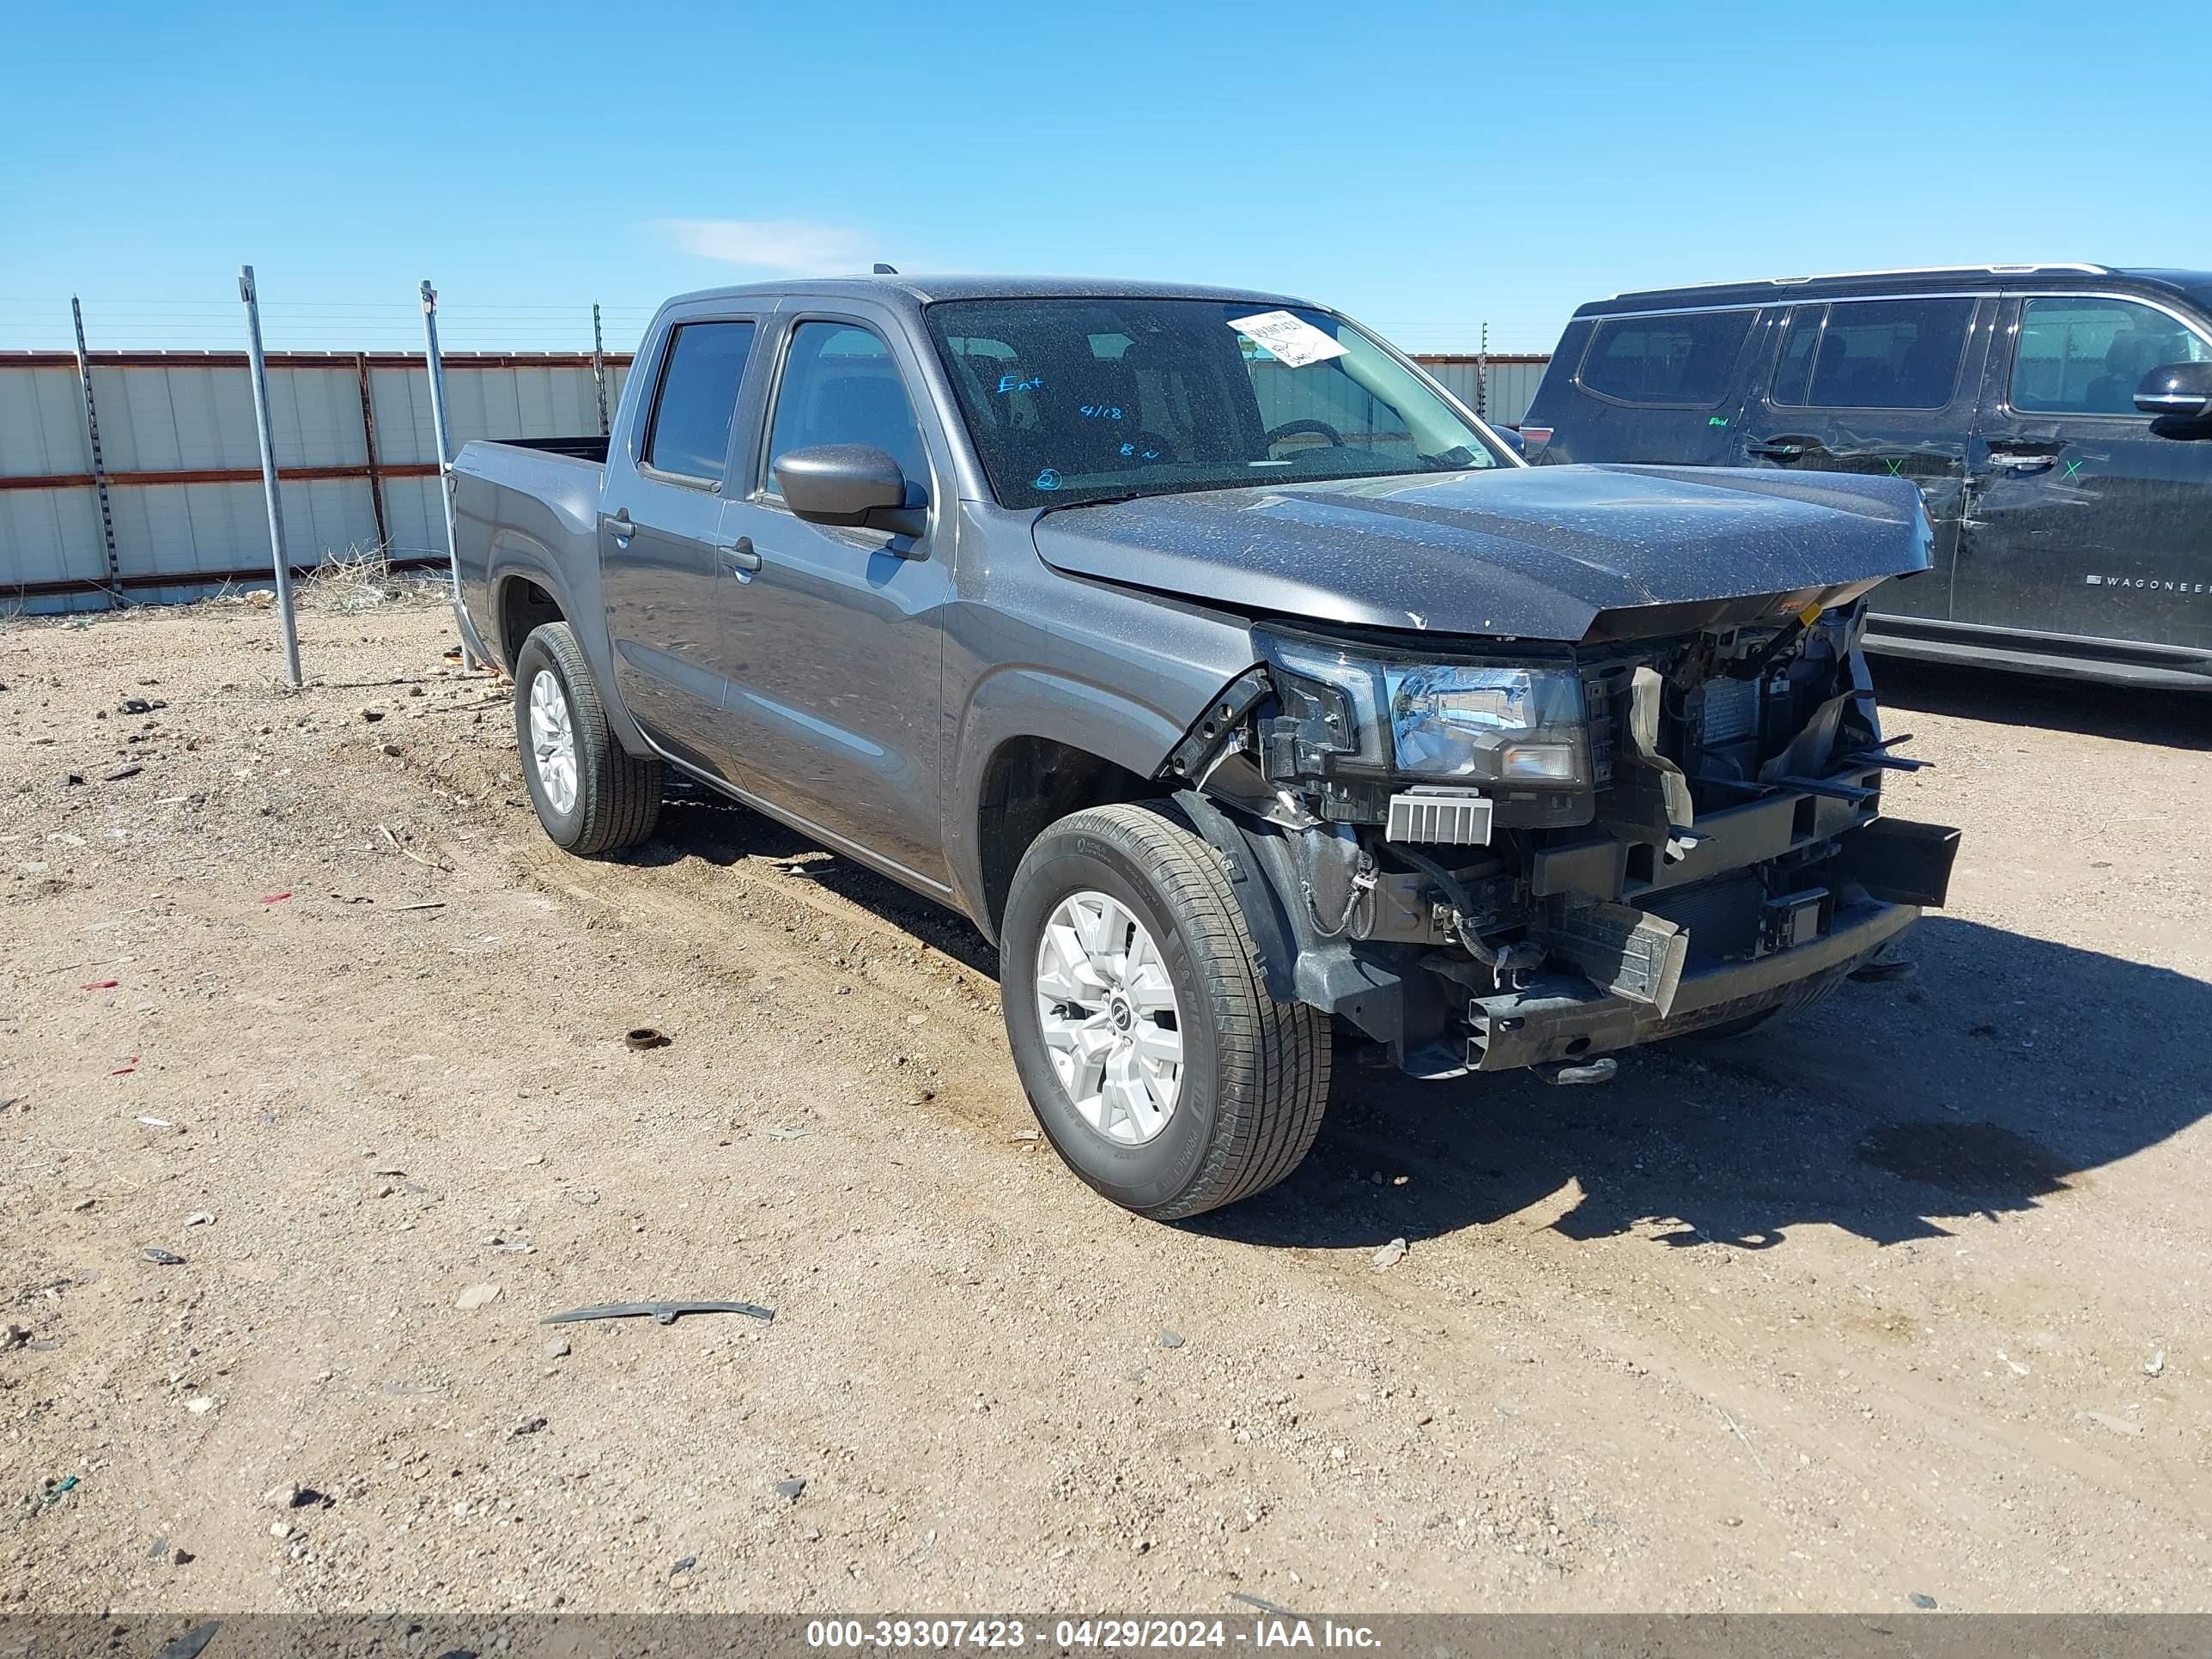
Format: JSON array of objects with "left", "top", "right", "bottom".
[
  {"left": 512, "top": 621, "right": 663, "bottom": 855},
  {"left": 1000, "top": 803, "right": 1331, "bottom": 1219}
]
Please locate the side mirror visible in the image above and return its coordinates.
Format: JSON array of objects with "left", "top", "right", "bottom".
[
  {"left": 773, "top": 444, "right": 914, "bottom": 528},
  {"left": 2135, "top": 361, "right": 2212, "bottom": 420}
]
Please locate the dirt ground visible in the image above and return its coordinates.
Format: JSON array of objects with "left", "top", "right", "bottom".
[{"left": 3, "top": 587, "right": 2209, "bottom": 1617}]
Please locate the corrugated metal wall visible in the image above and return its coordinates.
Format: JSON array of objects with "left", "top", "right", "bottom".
[
  {"left": 1417, "top": 355, "right": 1551, "bottom": 428},
  {"left": 3, "top": 345, "right": 1549, "bottom": 616},
  {"left": 0, "top": 352, "right": 630, "bottom": 614}
]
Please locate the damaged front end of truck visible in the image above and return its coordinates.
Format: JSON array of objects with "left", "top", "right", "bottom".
[{"left": 1163, "top": 587, "right": 1961, "bottom": 1084}]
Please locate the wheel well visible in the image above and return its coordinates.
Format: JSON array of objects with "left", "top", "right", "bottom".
[
  {"left": 977, "top": 737, "right": 1163, "bottom": 935},
  {"left": 498, "top": 578, "right": 565, "bottom": 668}
]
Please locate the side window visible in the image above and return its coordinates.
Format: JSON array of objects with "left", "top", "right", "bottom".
[
  {"left": 764, "top": 322, "right": 929, "bottom": 496},
  {"left": 641, "top": 321, "right": 757, "bottom": 481},
  {"left": 2010, "top": 297, "right": 2212, "bottom": 416},
  {"left": 1578, "top": 310, "right": 1752, "bottom": 407},
  {"left": 1777, "top": 298, "right": 1973, "bottom": 411}
]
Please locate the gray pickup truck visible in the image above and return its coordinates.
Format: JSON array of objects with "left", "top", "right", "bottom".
[{"left": 450, "top": 275, "right": 1959, "bottom": 1219}]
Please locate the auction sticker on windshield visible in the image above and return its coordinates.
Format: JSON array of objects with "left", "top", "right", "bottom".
[{"left": 1228, "top": 309, "right": 1348, "bottom": 368}]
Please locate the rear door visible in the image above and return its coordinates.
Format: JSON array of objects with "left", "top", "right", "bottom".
[
  {"left": 599, "top": 315, "right": 762, "bottom": 778},
  {"left": 714, "top": 306, "right": 954, "bottom": 890},
  {"left": 1956, "top": 291, "right": 2212, "bottom": 653},
  {"left": 1534, "top": 307, "right": 1765, "bottom": 466},
  {"left": 1735, "top": 295, "right": 1994, "bottom": 624}
]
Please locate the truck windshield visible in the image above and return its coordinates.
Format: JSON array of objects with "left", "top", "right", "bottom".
[{"left": 923, "top": 297, "right": 1506, "bottom": 510}]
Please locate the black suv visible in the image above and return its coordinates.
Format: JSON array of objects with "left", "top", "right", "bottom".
[{"left": 1519, "top": 264, "right": 2212, "bottom": 689}]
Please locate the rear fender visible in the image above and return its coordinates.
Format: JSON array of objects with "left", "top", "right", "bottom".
[{"left": 487, "top": 542, "right": 649, "bottom": 755}]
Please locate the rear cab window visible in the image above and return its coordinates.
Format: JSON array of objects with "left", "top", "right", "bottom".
[
  {"left": 641, "top": 320, "right": 758, "bottom": 483},
  {"left": 1577, "top": 310, "right": 1753, "bottom": 406}
]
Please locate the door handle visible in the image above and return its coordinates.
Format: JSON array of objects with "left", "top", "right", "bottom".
[
  {"left": 1985, "top": 445, "right": 2062, "bottom": 472},
  {"left": 1744, "top": 441, "right": 1807, "bottom": 460},
  {"left": 714, "top": 535, "right": 762, "bottom": 574},
  {"left": 607, "top": 508, "right": 635, "bottom": 546}
]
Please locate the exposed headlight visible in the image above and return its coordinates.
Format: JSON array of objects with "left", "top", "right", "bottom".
[
  {"left": 1256, "top": 629, "right": 1591, "bottom": 790},
  {"left": 1385, "top": 665, "right": 1589, "bottom": 786}
]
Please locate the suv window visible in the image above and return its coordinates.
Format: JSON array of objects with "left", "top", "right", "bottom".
[
  {"left": 1771, "top": 299, "right": 1972, "bottom": 410},
  {"left": 764, "top": 322, "right": 928, "bottom": 495},
  {"left": 2010, "top": 296, "right": 2212, "bottom": 416},
  {"left": 641, "top": 321, "right": 757, "bottom": 481},
  {"left": 1577, "top": 310, "right": 1752, "bottom": 407}
]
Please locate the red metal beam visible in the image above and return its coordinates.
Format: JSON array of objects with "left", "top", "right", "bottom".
[
  {"left": 0, "top": 350, "right": 635, "bottom": 370},
  {"left": 0, "top": 461, "right": 441, "bottom": 493}
]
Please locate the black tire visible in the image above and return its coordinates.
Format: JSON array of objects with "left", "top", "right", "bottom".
[
  {"left": 512, "top": 621, "right": 663, "bottom": 856},
  {"left": 1001, "top": 803, "right": 1331, "bottom": 1219}
]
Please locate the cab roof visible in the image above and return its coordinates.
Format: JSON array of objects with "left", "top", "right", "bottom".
[{"left": 659, "top": 273, "right": 1312, "bottom": 313}]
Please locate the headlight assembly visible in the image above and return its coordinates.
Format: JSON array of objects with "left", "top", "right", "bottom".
[
  {"left": 1385, "top": 664, "right": 1589, "bottom": 786},
  {"left": 1255, "top": 629, "right": 1595, "bottom": 795}
]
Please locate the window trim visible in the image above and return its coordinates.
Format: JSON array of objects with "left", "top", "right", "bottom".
[
  {"left": 1571, "top": 307, "right": 1761, "bottom": 410},
  {"left": 1997, "top": 290, "right": 2212, "bottom": 423},
  {"left": 750, "top": 313, "right": 930, "bottom": 509},
  {"left": 636, "top": 317, "right": 760, "bottom": 490},
  {"left": 1765, "top": 296, "right": 1978, "bottom": 414}
]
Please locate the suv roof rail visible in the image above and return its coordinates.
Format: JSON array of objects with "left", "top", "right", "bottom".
[{"left": 1613, "top": 263, "right": 2112, "bottom": 297}]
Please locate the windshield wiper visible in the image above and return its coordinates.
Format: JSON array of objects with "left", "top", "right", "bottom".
[{"left": 1035, "top": 490, "right": 1148, "bottom": 516}]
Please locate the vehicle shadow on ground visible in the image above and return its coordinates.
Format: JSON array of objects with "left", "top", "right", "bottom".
[
  {"left": 1194, "top": 915, "right": 2212, "bottom": 1253},
  {"left": 1876, "top": 660, "right": 2212, "bottom": 751},
  {"left": 637, "top": 791, "right": 2207, "bottom": 1258},
  {"left": 635, "top": 789, "right": 1003, "bottom": 977}
]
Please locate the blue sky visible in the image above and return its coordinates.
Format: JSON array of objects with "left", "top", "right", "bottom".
[{"left": 5, "top": 0, "right": 2207, "bottom": 357}]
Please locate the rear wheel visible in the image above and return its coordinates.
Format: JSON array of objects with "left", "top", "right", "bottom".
[
  {"left": 513, "top": 621, "right": 662, "bottom": 855},
  {"left": 1000, "top": 803, "right": 1331, "bottom": 1219}
]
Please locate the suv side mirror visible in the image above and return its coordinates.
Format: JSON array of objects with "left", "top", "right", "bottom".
[
  {"left": 2135, "top": 361, "right": 2212, "bottom": 420},
  {"left": 773, "top": 444, "right": 915, "bottom": 529}
]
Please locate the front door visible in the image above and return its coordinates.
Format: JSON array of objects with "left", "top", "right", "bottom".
[
  {"left": 599, "top": 318, "right": 759, "bottom": 778},
  {"left": 715, "top": 313, "right": 953, "bottom": 891},
  {"left": 1956, "top": 293, "right": 2212, "bottom": 654},
  {"left": 1735, "top": 295, "right": 1995, "bottom": 624}
]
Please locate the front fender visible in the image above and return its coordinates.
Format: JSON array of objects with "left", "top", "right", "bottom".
[{"left": 946, "top": 666, "right": 1188, "bottom": 936}]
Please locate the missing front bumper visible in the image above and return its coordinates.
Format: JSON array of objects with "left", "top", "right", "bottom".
[{"left": 1467, "top": 893, "right": 1921, "bottom": 1071}]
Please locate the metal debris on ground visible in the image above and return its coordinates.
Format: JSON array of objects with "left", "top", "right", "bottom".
[
  {"left": 542, "top": 1300, "right": 775, "bottom": 1328},
  {"left": 104, "top": 765, "right": 143, "bottom": 782},
  {"left": 81, "top": 980, "right": 119, "bottom": 992},
  {"left": 260, "top": 892, "right": 292, "bottom": 904},
  {"left": 142, "top": 1247, "right": 185, "bottom": 1265},
  {"left": 624, "top": 1027, "right": 671, "bottom": 1051}
]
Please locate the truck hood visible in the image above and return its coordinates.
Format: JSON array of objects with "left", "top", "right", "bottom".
[{"left": 1030, "top": 464, "right": 1932, "bottom": 642}]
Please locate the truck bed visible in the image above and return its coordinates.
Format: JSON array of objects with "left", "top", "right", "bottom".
[{"left": 495, "top": 434, "right": 611, "bottom": 464}]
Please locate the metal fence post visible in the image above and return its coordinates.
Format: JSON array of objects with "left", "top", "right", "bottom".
[
  {"left": 1476, "top": 320, "right": 1489, "bottom": 420},
  {"left": 419, "top": 279, "right": 477, "bottom": 672},
  {"left": 69, "top": 297, "right": 125, "bottom": 606},
  {"left": 238, "top": 266, "right": 303, "bottom": 687},
  {"left": 592, "top": 303, "right": 610, "bottom": 435}
]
